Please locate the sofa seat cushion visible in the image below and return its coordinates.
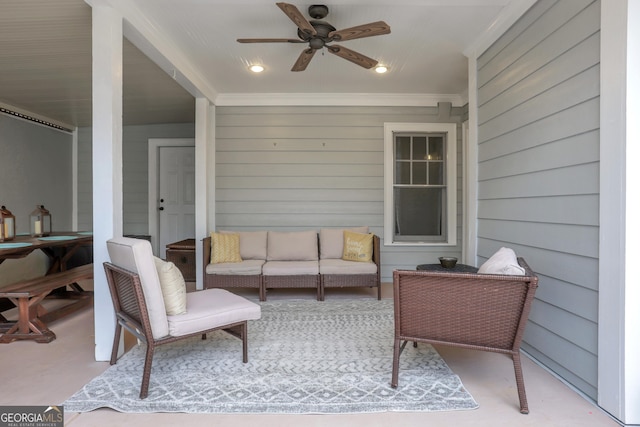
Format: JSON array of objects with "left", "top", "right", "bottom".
[
  {"left": 167, "top": 288, "right": 261, "bottom": 337},
  {"left": 319, "top": 259, "right": 377, "bottom": 275},
  {"left": 262, "top": 260, "right": 319, "bottom": 276},
  {"left": 206, "top": 259, "right": 265, "bottom": 275}
]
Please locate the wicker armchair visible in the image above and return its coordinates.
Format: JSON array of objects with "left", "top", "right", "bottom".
[
  {"left": 391, "top": 258, "right": 538, "bottom": 414},
  {"left": 105, "top": 237, "right": 261, "bottom": 399}
]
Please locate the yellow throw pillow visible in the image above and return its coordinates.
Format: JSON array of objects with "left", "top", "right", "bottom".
[
  {"left": 210, "top": 232, "right": 242, "bottom": 264},
  {"left": 342, "top": 231, "right": 373, "bottom": 263}
]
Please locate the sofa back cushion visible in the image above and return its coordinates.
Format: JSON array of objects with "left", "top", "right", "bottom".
[
  {"left": 319, "top": 226, "right": 369, "bottom": 259},
  {"left": 267, "top": 230, "right": 318, "bottom": 261},
  {"left": 220, "top": 230, "right": 268, "bottom": 260}
]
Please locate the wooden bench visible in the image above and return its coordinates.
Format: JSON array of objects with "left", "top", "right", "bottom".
[{"left": 0, "top": 263, "right": 94, "bottom": 343}]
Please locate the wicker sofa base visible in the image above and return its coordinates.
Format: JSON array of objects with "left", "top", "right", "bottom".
[
  {"left": 321, "top": 274, "right": 381, "bottom": 301},
  {"left": 263, "top": 274, "right": 320, "bottom": 301},
  {"left": 204, "top": 274, "right": 264, "bottom": 301}
]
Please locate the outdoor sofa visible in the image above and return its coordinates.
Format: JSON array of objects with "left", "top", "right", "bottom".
[{"left": 202, "top": 227, "right": 380, "bottom": 301}]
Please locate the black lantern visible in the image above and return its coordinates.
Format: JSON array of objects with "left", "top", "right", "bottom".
[
  {"left": 0, "top": 205, "right": 16, "bottom": 242},
  {"left": 30, "top": 205, "right": 52, "bottom": 237}
]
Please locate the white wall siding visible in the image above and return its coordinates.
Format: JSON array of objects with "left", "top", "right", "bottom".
[
  {"left": 476, "top": 0, "right": 600, "bottom": 400},
  {"left": 215, "top": 105, "right": 463, "bottom": 282},
  {"left": 76, "top": 123, "right": 195, "bottom": 235}
]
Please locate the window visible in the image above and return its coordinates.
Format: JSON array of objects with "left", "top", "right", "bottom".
[{"left": 384, "top": 123, "right": 457, "bottom": 246}]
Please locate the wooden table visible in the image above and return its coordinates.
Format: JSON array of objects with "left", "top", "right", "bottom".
[{"left": 0, "top": 232, "right": 94, "bottom": 343}]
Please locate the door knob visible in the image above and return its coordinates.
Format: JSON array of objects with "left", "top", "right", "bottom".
[{"left": 159, "top": 207, "right": 164, "bottom": 211}]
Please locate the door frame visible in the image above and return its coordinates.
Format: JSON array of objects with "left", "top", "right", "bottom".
[{"left": 148, "top": 138, "right": 195, "bottom": 255}]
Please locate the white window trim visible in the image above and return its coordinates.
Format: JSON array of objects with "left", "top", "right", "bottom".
[{"left": 383, "top": 122, "right": 457, "bottom": 246}]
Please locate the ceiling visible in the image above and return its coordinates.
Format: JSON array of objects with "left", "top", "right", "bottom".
[{"left": 0, "top": 0, "right": 514, "bottom": 129}]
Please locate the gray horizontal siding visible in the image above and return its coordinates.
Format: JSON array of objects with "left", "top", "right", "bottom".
[
  {"left": 476, "top": 0, "right": 600, "bottom": 400},
  {"left": 215, "top": 105, "right": 464, "bottom": 282},
  {"left": 76, "top": 123, "right": 195, "bottom": 235}
]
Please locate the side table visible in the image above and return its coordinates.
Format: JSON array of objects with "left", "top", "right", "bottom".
[
  {"left": 416, "top": 263, "right": 479, "bottom": 273},
  {"left": 166, "top": 239, "right": 196, "bottom": 282}
]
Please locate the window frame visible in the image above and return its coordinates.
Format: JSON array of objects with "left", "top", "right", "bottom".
[{"left": 383, "top": 122, "right": 457, "bottom": 246}]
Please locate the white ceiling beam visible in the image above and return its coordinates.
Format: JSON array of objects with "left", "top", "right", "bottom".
[
  {"left": 215, "top": 93, "right": 466, "bottom": 107},
  {"left": 85, "top": 0, "right": 218, "bottom": 102}
]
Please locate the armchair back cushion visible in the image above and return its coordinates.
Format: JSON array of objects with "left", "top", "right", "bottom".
[{"left": 107, "top": 237, "right": 169, "bottom": 339}]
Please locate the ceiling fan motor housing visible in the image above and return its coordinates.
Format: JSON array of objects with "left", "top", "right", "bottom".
[{"left": 297, "top": 20, "right": 336, "bottom": 49}]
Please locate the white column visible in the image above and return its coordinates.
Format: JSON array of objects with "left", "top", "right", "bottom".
[
  {"left": 194, "top": 98, "right": 212, "bottom": 290},
  {"left": 91, "top": 4, "right": 123, "bottom": 361},
  {"left": 623, "top": 1, "right": 640, "bottom": 422},
  {"left": 464, "top": 57, "right": 478, "bottom": 266},
  {"left": 599, "top": 0, "right": 639, "bottom": 424}
]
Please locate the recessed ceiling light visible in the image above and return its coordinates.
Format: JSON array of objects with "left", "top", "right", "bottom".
[
  {"left": 249, "top": 64, "right": 265, "bottom": 73},
  {"left": 375, "top": 65, "right": 388, "bottom": 74}
]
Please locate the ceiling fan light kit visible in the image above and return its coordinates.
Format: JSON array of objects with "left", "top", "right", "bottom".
[{"left": 237, "top": 2, "right": 390, "bottom": 72}]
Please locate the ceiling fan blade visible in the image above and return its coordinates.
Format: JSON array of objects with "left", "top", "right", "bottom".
[
  {"left": 237, "top": 38, "right": 305, "bottom": 43},
  {"left": 291, "top": 48, "right": 316, "bottom": 72},
  {"left": 327, "top": 45, "right": 378, "bottom": 69},
  {"left": 329, "top": 21, "right": 391, "bottom": 42},
  {"left": 276, "top": 2, "right": 317, "bottom": 36}
]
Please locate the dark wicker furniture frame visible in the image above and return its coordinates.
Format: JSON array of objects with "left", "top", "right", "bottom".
[
  {"left": 202, "top": 234, "right": 381, "bottom": 301},
  {"left": 104, "top": 262, "right": 250, "bottom": 399},
  {"left": 391, "top": 258, "right": 538, "bottom": 414},
  {"left": 202, "top": 236, "right": 265, "bottom": 301},
  {"left": 320, "top": 234, "right": 381, "bottom": 300}
]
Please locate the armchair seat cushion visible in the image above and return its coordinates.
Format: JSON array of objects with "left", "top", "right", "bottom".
[
  {"left": 319, "top": 259, "right": 377, "bottom": 275},
  {"left": 206, "top": 259, "right": 265, "bottom": 275},
  {"left": 262, "top": 261, "right": 319, "bottom": 275},
  {"left": 167, "top": 288, "right": 261, "bottom": 337}
]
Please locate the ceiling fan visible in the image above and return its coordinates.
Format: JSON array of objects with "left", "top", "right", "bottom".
[{"left": 237, "top": 3, "right": 391, "bottom": 72}]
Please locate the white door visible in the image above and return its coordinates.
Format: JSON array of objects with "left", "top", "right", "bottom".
[{"left": 158, "top": 146, "right": 195, "bottom": 258}]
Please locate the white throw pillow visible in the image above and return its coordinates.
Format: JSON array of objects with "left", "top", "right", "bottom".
[
  {"left": 478, "top": 247, "right": 526, "bottom": 276},
  {"left": 153, "top": 256, "right": 187, "bottom": 315}
]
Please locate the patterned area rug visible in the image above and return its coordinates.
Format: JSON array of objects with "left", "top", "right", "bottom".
[{"left": 63, "top": 299, "right": 478, "bottom": 414}]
